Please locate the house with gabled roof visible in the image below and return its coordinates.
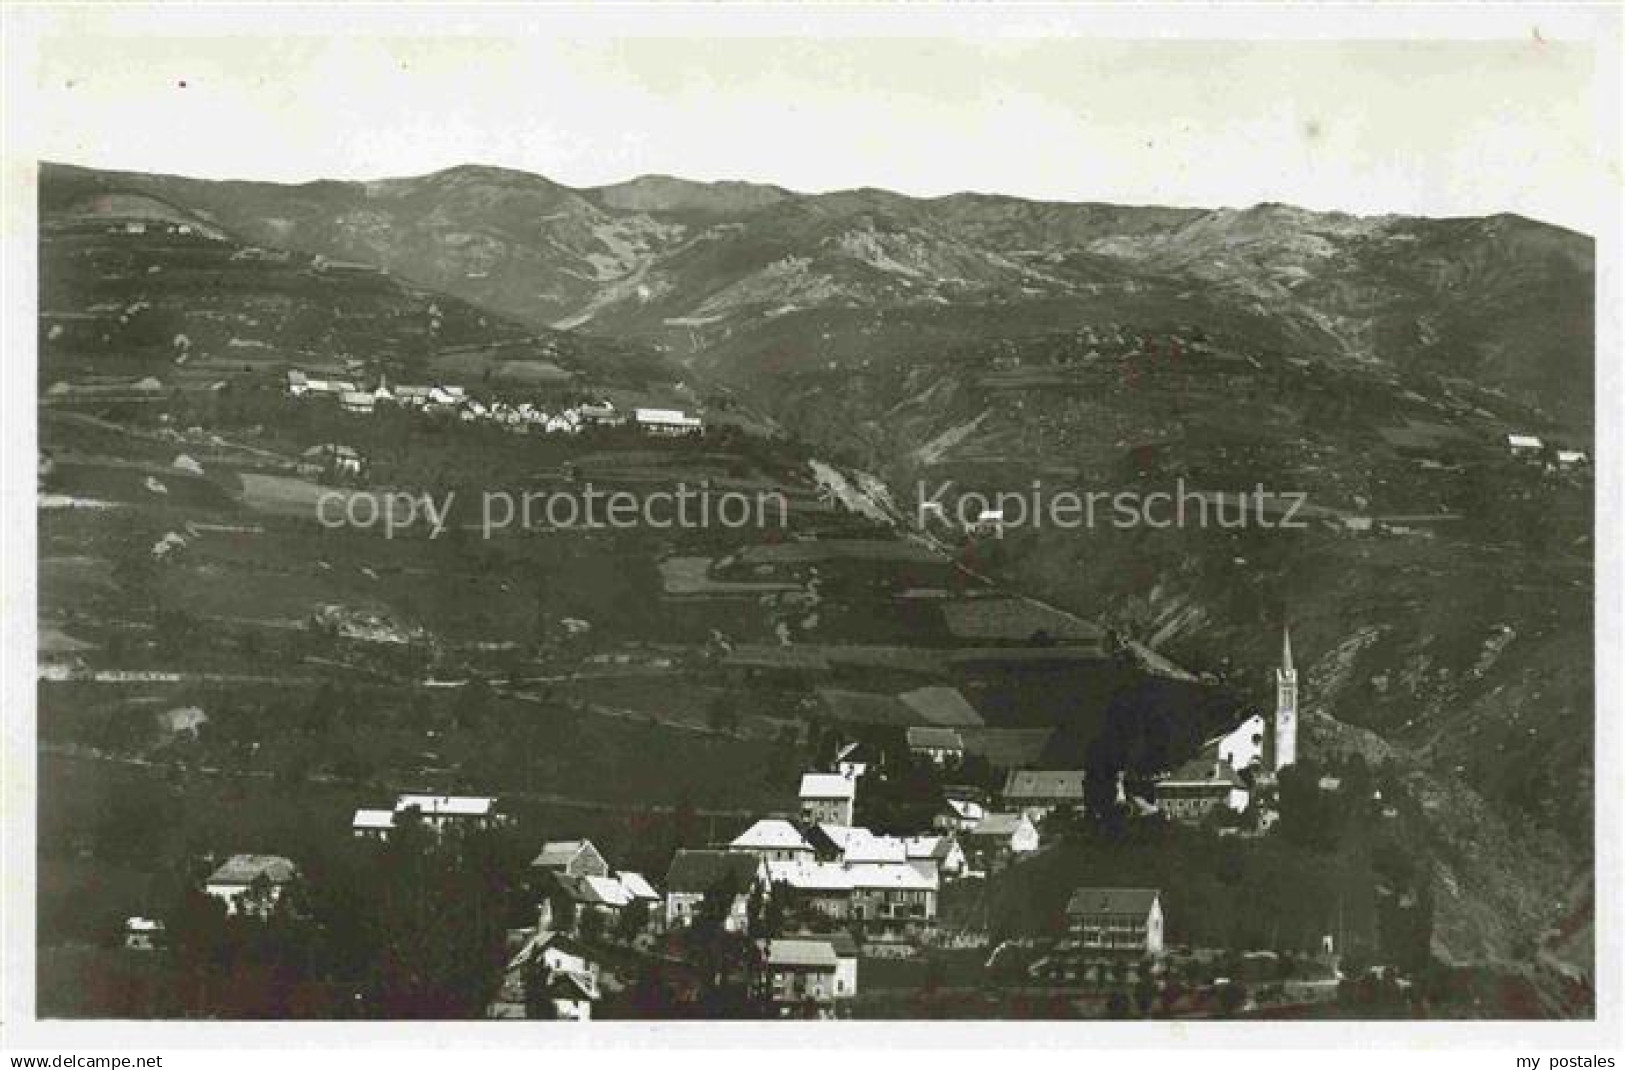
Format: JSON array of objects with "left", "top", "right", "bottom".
[
  {"left": 934, "top": 795, "right": 986, "bottom": 833},
  {"left": 351, "top": 808, "right": 396, "bottom": 840},
  {"left": 964, "top": 812, "right": 1039, "bottom": 872},
  {"left": 617, "top": 871, "right": 660, "bottom": 904},
  {"left": 488, "top": 929, "right": 600, "bottom": 1020},
  {"left": 848, "top": 863, "right": 938, "bottom": 931},
  {"left": 204, "top": 854, "right": 297, "bottom": 916},
  {"left": 904, "top": 834, "right": 966, "bottom": 881},
  {"left": 832, "top": 740, "right": 873, "bottom": 780},
  {"left": 531, "top": 839, "right": 609, "bottom": 879},
  {"left": 759, "top": 938, "right": 840, "bottom": 1016},
  {"left": 390, "top": 793, "right": 507, "bottom": 837},
  {"left": 1153, "top": 756, "right": 1249, "bottom": 824},
  {"left": 663, "top": 849, "right": 765, "bottom": 933},
  {"left": 352, "top": 793, "right": 506, "bottom": 841},
  {"left": 729, "top": 819, "right": 814, "bottom": 863},
  {"left": 906, "top": 726, "right": 965, "bottom": 767},
  {"left": 1064, "top": 887, "right": 1165, "bottom": 955},
  {"left": 1001, "top": 769, "right": 1088, "bottom": 822}
]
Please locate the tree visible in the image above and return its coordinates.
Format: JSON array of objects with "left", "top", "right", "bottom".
[
  {"left": 522, "top": 957, "right": 560, "bottom": 1020},
  {"left": 617, "top": 898, "right": 652, "bottom": 943}
]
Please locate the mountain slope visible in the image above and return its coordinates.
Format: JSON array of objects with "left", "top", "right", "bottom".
[{"left": 40, "top": 162, "right": 1593, "bottom": 427}]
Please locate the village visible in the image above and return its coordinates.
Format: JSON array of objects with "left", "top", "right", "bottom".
[
  {"left": 102, "top": 623, "right": 1406, "bottom": 1020},
  {"left": 32, "top": 167, "right": 1588, "bottom": 1025}
]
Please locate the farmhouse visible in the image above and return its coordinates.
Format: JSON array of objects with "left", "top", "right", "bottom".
[
  {"left": 1507, "top": 432, "right": 1544, "bottom": 456},
  {"left": 1001, "top": 769, "right": 1088, "bottom": 822},
  {"left": 904, "top": 834, "right": 966, "bottom": 881},
  {"left": 351, "top": 808, "right": 396, "bottom": 840},
  {"left": 490, "top": 930, "right": 600, "bottom": 1020},
  {"left": 531, "top": 839, "right": 610, "bottom": 879},
  {"left": 545, "top": 874, "right": 632, "bottom": 929},
  {"left": 633, "top": 407, "right": 703, "bottom": 436},
  {"left": 906, "top": 726, "right": 965, "bottom": 767},
  {"left": 1064, "top": 887, "right": 1165, "bottom": 955},
  {"left": 386, "top": 793, "right": 507, "bottom": 837},
  {"left": 204, "top": 854, "right": 297, "bottom": 917},
  {"left": 799, "top": 773, "right": 856, "bottom": 825},
  {"left": 964, "top": 812, "right": 1039, "bottom": 871},
  {"left": 934, "top": 796, "right": 985, "bottom": 833},
  {"left": 759, "top": 938, "right": 841, "bottom": 1016},
  {"left": 664, "top": 850, "right": 765, "bottom": 932},
  {"left": 832, "top": 740, "right": 873, "bottom": 780}
]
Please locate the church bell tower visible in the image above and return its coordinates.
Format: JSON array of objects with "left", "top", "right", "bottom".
[{"left": 1274, "top": 626, "right": 1298, "bottom": 771}]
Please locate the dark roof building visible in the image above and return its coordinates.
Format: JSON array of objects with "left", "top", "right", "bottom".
[
  {"left": 906, "top": 726, "right": 965, "bottom": 752},
  {"left": 664, "top": 849, "right": 764, "bottom": 895},
  {"left": 1003, "top": 770, "right": 1087, "bottom": 808},
  {"left": 1065, "top": 888, "right": 1161, "bottom": 917}
]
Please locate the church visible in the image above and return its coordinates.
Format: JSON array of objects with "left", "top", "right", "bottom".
[{"left": 1151, "top": 626, "right": 1299, "bottom": 824}]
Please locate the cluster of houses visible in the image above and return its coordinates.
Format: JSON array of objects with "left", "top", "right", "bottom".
[
  {"left": 158, "top": 635, "right": 1304, "bottom": 1014},
  {"left": 285, "top": 368, "right": 704, "bottom": 437},
  {"left": 1506, "top": 431, "right": 1588, "bottom": 470}
]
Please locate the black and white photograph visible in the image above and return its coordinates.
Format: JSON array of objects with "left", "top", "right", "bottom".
[{"left": 2, "top": 2, "right": 1620, "bottom": 1055}]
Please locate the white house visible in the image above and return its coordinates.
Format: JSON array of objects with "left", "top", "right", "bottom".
[
  {"left": 729, "top": 819, "right": 815, "bottom": 863},
  {"left": 123, "top": 916, "right": 165, "bottom": 951},
  {"left": 847, "top": 863, "right": 938, "bottom": 930},
  {"left": 531, "top": 839, "right": 609, "bottom": 879},
  {"left": 1154, "top": 757, "right": 1250, "bottom": 824},
  {"left": 204, "top": 854, "right": 297, "bottom": 916},
  {"left": 964, "top": 813, "right": 1039, "bottom": 871},
  {"left": 387, "top": 794, "right": 506, "bottom": 837},
  {"left": 904, "top": 834, "right": 966, "bottom": 881},
  {"left": 1507, "top": 433, "right": 1544, "bottom": 456},
  {"left": 1065, "top": 887, "right": 1165, "bottom": 955},
  {"left": 634, "top": 407, "right": 703, "bottom": 436},
  {"left": 799, "top": 773, "right": 856, "bottom": 826},
  {"left": 339, "top": 390, "right": 376, "bottom": 415},
  {"left": 490, "top": 930, "right": 600, "bottom": 1020},
  {"left": 351, "top": 808, "right": 396, "bottom": 840},
  {"left": 825, "top": 825, "right": 907, "bottom": 865},
  {"left": 759, "top": 939, "right": 840, "bottom": 1016},
  {"left": 935, "top": 796, "right": 985, "bottom": 833},
  {"left": 765, "top": 859, "right": 856, "bottom": 920},
  {"left": 663, "top": 850, "right": 765, "bottom": 932},
  {"left": 833, "top": 740, "right": 871, "bottom": 780}
]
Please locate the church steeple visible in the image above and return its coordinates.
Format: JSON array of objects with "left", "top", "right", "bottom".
[{"left": 1274, "top": 625, "right": 1298, "bottom": 771}]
